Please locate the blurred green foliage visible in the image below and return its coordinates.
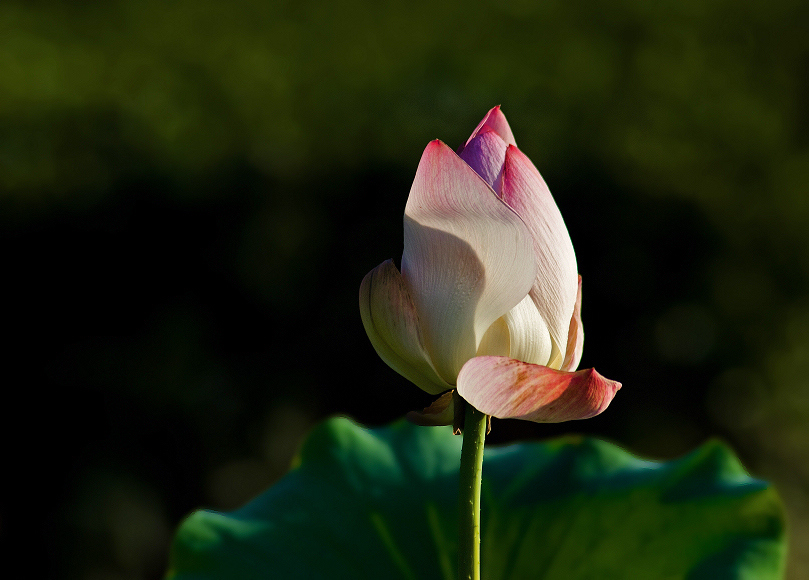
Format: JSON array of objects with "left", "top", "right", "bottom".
[{"left": 2, "top": 0, "right": 807, "bottom": 578}]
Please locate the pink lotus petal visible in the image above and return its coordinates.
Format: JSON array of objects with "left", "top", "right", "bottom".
[
  {"left": 456, "top": 356, "right": 621, "bottom": 423},
  {"left": 500, "top": 145, "right": 578, "bottom": 365},
  {"left": 402, "top": 141, "right": 536, "bottom": 384},
  {"left": 459, "top": 129, "right": 508, "bottom": 191},
  {"left": 460, "top": 105, "right": 517, "bottom": 153},
  {"left": 561, "top": 275, "right": 584, "bottom": 372},
  {"left": 359, "top": 259, "right": 452, "bottom": 395}
]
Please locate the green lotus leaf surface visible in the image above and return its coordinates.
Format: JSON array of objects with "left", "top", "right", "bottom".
[{"left": 167, "top": 417, "right": 785, "bottom": 579}]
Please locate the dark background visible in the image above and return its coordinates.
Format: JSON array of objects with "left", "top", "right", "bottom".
[{"left": 2, "top": 0, "right": 808, "bottom": 578}]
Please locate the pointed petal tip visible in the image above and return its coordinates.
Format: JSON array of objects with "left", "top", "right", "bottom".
[
  {"left": 463, "top": 106, "right": 516, "bottom": 151},
  {"left": 422, "top": 139, "right": 461, "bottom": 164},
  {"left": 426, "top": 138, "right": 444, "bottom": 150},
  {"left": 482, "top": 106, "right": 515, "bottom": 145},
  {"left": 586, "top": 367, "right": 622, "bottom": 393},
  {"left": 590, "top": 366, "right": 621, "bottom": 388},
  {"left": 570, "top": 367, "right": 621, "bottom": 418}
]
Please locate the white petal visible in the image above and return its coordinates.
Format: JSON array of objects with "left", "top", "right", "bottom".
[
  {"left": 402, "top": 140, "right": 536, "bottom": 384},
  {"left": 359, "top": 260, "right": 452, "bottom": 395},
  {"left": 476, "top": 316, "right": 510, "bottom": 358},
  {"left": 500, "top": 145, "right": 579, "bottom": 360},
  {"left": 476, "top": 295, "right": 553, "bottom": 367},
  {"left": 501, "top": 294, "right": 554, "bottom": 366}
]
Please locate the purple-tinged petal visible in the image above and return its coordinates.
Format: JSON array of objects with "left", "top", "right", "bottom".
[
  {"left": 456, "top": 356, "right": 621, "bottom": 423},
  {"left": 402, "top": 140, "right": 536, "bottom": 384},
  {"left": 460, "top": 105, "right": 517, "bottom": 153},
  {"left": 359, "top": 259, "right": 452, "bottom": 395},
  {"left": 459, "top": 129, "right": 508, "bottom": 191},
  {"left": 500, "top": 145, "right": 578, "bottom": 365},
  {"left": 561, "top": 275, "right": 584, "bottom": 372}
]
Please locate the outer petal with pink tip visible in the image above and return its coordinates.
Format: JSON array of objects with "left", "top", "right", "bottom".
[
  {"left": 402, "top": 140, "right": 536, "bottom": 385},
  {"left": 500, "top": 145, "right": 579, "bottom": 363},
  {"left": 456, "top": 356, "right": 620, "bottom": 423}
]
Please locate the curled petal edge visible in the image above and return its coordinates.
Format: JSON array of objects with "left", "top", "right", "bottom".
[
  {"left": 561, "top": 275, "right": 584, "bottom": 372},
  {"left": 456, "top": 356, "right": 621, "bottom": 423}
]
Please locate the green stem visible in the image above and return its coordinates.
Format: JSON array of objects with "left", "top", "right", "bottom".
[{"left": 458, "top": 401, "right": 488, "bottom": 580}]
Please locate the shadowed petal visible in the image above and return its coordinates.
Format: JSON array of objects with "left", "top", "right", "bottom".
[
  {"left": 402, "top": 141, "right": 536, "bottom": 384},
  {"left": 475, "top": 316, "right": 510, "bottom": 358},
  {"left": 561, "top": 275, "right": 584, "bottom": 372},
  {"left": 456, "top": 356, "right": 621, "bottom": 423},
  {"left": 500, "top": 145, "right": 578, "bottom": 363},
  {"left": 359, "top": 260, "right": 452, "bottom": 395},
  {"left": 476, "top": 295, "right": 554, "bottom": 367},
  {"left": 406, "top": 390, "right": 455, "bottom": 426}
]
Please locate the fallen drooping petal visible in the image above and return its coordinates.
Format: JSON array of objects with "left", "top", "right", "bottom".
[
  {"left": 459, "top": 129, "right": 508, "bottom": 191},
  {"left": 456, "top": 356, "right": 621, "bottom": 423},
  {"left": 460, "top": 105, "right": 517, "bottom": 153},
  {"left": 499, "top": 145, "right": 579, "bottom": 364},
  {"left": 359, "top": 260, "right": 452, "bottom": 395},
  {"left": 402, "top": 140, "right": 537, "bottom": 384},
  {"left": 405, "top": 390, "right": 455, "bottom": 426},
  {"left": 561, "top": 275, "right": 584, "bottom": 372}
]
